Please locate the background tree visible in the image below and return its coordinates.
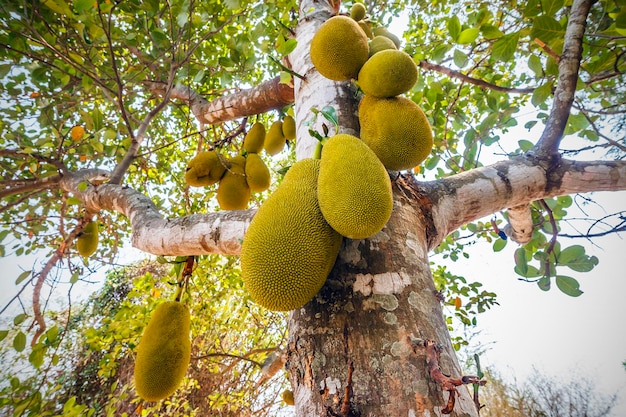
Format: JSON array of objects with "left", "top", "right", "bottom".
[{"left": 1, "top": 0, "right": 625, "bottom": 416}]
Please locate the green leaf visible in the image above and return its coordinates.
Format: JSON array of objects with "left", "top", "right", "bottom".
[
  {"left": 279, "top": 70, "right": 292, "bottom": 84},
  {"left": 70, "top": 272, "right": 80, "bottom": 284},
  {"left": 555, "top": 275, "right": 583, "bottom": 297},
  {"left": 448, "top": 16, "right": 461, "bottom": 41},
  {"left": 514, "top": 248, "right": 528, "bottom": 275},
  {"left": 0, "top": 330, "right": 8, "bottom": 342},
  {"left": 558, "top": 245, "right": 585, "bottom": 264},
  {"left": 532, "top": 15, "right": 563, "bottom": 43},
  {"left": 14, "top": 313, "right": 26, "bottom": 325},
  {"left": 566, "top": 255, "right": 599, "bottom": 273},
  {"left": 532, "top": 82, "right": 553, "bottom": 106},
  {"left": 453, "top": 49, "right": 468, "bottom": 68},
  {"left": 13, "top": 331, "right": 27, "bottom": 352},
  {"left": 43, "top": 0, "right": 73, "bottom": 16},
  {"left": 457, "top": 27, "right": 480, "bottom": 44},
  {"left": 528, "top": 54, "right": 543, "bottom": 76},
  {"left": 541, "top": 0, "right": 564, "bottom": 16},
  {"left": 537, "top": 276, "right": 551, "bottom": 291},
  {"left": 73, "top": 0, "right": 93, "bottom": 13},
  {"left": 518, "top": 139, "right": 534, "bottom": 151},
  {"left": 15, "top": 270, "right": 31, "bottom": 285},
  {"left": 481, "top": 24, "right": 504, "bottom": 39},
  {"left": 46, "top": 325, "right": 59, "bottom": 343},
  {"left": 29, "top": 346, "right": 46, "bottom": 368},
  {"left": 491, "top": 32, "right": 519, "bottom": 62},
  {"left": 320, "top": 105, "right": 338, "bottom": 127},
  {"left": 493, "top": 238, "right": 507, "bottom": 252}
]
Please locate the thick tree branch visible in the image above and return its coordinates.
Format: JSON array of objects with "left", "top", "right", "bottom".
[{"left": 533, "top": 0, "right": 593, "bottom": 157}]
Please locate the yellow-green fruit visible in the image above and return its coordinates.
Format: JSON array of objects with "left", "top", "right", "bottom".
[
  {"left": 350, "top": 2, "right": 366, "bottom": 21},
  {"left": 358, "top": 20, "right": 374, "bottom": 40},
  {"left": 76, "top": 220, "right": 99, "bottom": 257},
  {"left": 310, "top": 15, "right": 369, "bottom": 81},
  {"left": 369, "top": 35, "right": 397, "bottom": 56},
  {"left": 318, "top": 134, "right": 392, "bottom": 239},
  {"left": 245, "top": 153, "right": 271, "bottom": 192},
  {"left": 282, "top": 115, "right": 296, "bottom": 141},
  {"left": 134, "top": 301, "right": 191, "bottom": 402},
  {"left": 264, "top": 121, "right": 286, "bottom": 155},
  {"left": 358, "top": 49, "right": 417, "bottom": 98},
  {"left": 372, "top": 26, "right": 401, "bottom": 48},
  {"left": 185, "top": 151, "right": 228, "bottom": 187},
  {"left": 359, "top": 95, "right": 433, "bottom": 171},
  {"left": 282, "top": 389, "right": 295, "bottom": 405},
  {"left": 240, "top": 159, "right": 342, "bottom": 311},
  {"left": 217, "top": 155, "right": 250, "bottom": 210},
  {"left": 243, "top": 122, "right": 266, "bottom": 154}
]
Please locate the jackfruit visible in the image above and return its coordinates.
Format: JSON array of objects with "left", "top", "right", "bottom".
[
  {"left": 243, "top": 122, "right": 266, "bottom": 154},
  {"left": 185, "top": 150, "right": 228, "bottom": 187},
  {"left": 264, "top": 121, "right": 286, "bottom": 155},
  {"left": 318, "top": 134, "right": 392, "bottom": 239},
  {"left": 76, "top": 220, "right": 98, "bottom": 257},
  {"left": 134, "top": 301, "right": 191, "bottom": 402},
  {"left": 350, "top": 3, "right": 366, "bottom": 21},
  {"left": 282, "top": 389, "right": 295, "bottom": 405},
  {"left": 358, "top": 20, "right": 374, "bottom": 40},
  {"left": 217, "top": 155, "right": 251, "bottom": 210},
  {"left": 369, "top": 35, "right": 397, "bottom": 56},
  {"left": 245, "top": 153, "right": 271, "bottom": 192},
  {"left": 310, "top": 15, "right": 369, "bottom": 81},
  {"left": 282, "top": 115, "right": 296, "bottom": 141},
  {"left": 358, "top": 49, "right": 417, "bottom": 98},
  {"left": 240, "top": 158, "right": 342, "bottom": 311},
  {"left": 359, "top": 95, "right": 433, "bottom": 171},
  {"left": 372, "top": 26, "right": 401, "bottom": 48}
]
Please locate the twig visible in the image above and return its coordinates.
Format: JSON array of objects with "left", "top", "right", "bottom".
[{"left": 539, "top": 199, "right": 559, "bottom": 278}]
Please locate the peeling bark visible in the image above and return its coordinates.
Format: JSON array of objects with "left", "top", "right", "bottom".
[{"left": 503, "top": 204, "right": 533, "bottom": 244}]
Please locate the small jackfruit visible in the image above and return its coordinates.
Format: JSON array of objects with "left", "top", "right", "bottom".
[
  {"left": 243, "top": 122, "right": 266, "bottom": 154},
  {"left": 245, "top": 153, "right": 271, "bottom": 192},
  {"left": 134, "top": 301, "right": 191, "bottom": 402},
  {"left": 369, "top": 35, "right": 397, "bottom": 56},
  {"left": 282, "top": 115, "right": 296, "bottom": 141},
  {"left": 318, "top": 134, "right": 393, "bottom": 239},
  {"left": 240, "top": 159, "right": 342, "bottom": 311},
  {"left": 282, "top": 389, "right": 295, "bottom": 405},
  {"left": 217, "top": 155, "right": 251, "bottom": 210},
  {"left": 185, "top": 151, "right": 228, "bottom": 187},
  {"left": 350, "top": 3, "right": 366, "bottom": 21},
  {"left": 358, "top": 49, "right": 417, "bottom": 98},
  {"left": 264, "top": 121, "right": 286, "bottom": 155},
  {"left": 76, "top": 220, "right": 98, "bottom": 257},
  {"left": 372, "top": 26, "right": 401, "bottom": 48},
  {"left": 358, "top": 20, "right": 374, "bottom": 40},
  {"left": 310, "top": 16, "right": 369, "bottom": 81},
  {"left": 359, "top": 95, "right": 433, "bottom": 171}
]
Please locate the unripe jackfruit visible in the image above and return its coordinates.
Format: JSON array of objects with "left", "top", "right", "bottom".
[
  {"left": 134, "top": 301, "right": 191, "bottom": 402},
  {"left": 359, "top": 95, "right": 433, "bottom": 171},
  {"left": 264, "top": 121, "right": 286, "bottom": 155},
  {"left": 185, "top": 150, "right": 228, "bottom": 187},
  {"left": 76, "top": 220, "right": 98, "bottom": 257},
  {"left": 358, "top": 49, "right": 417, "bottom": 98},
  {"left": 282, "top": 115, "right": 296, "bottom": 141},
  {"left": 372, "top": 26, "right": 401, "bottom": 48},
  {"left": 245, "top": 153, "right": 271, "bottom": 192},
  {"left": 243, "top": 122, "right": 266, "bottom": 154},
  {"left": 240, "top": 159, "right": 342, "bottom": 311},
  {"left": 217, "top": 155, "right": 250, "bottom": 210},
  {"left": 369, "top": 35, "right": 397, "bottom": 56},
  {"left": 318, "top": 134, "right": 392, "bottom": 239},
  {"left": 350, "top": 3, "right": 366, "bottom": 21},
  {"left": 310, "top": 16, "right": 369, "bottom": 81},
  {"left": 358, "top": 20, "right": 374, "bottom": 40}
]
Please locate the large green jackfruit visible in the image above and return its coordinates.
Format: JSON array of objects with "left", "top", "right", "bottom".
[
  {"left": 76, "top": 220, "right": 98, "bottom": 257},
  {"left": 217, "top": 155, "right": 251, "bottom": 210},
  {"left": 310, "top": 15, "right": 370, "bottom": 81},
  {"left": 240, "top": 159, "right": 342, "bottom": 311},
  {"left": 282, "top": 115, "right": 296, "bottom": 141},
  {"left": 359, "top": 95, "right": 433, "bottom": 171},
  {"left": 245, "top": 153, "right": 271, "bottom": 192},
  {"left": 357, "top": 49, "right": 417, "bottom": 98},
  {"left": 264, "top": 121, "right": 286, "bottom": 156},
  {"left": 185, "top": 150, "right": 228, "bottom": 187},
  {"left": 134, "top": 301, "right": 191, "bottom": 402},
  {"left": 318, "top": 134, "right": 393, "bottom": 239},
  {"left": 369, "top": 35, "right": 397, "bottom": 57},
  {"left": 243, "top": 122, "right": 266, "bottom": 154}
]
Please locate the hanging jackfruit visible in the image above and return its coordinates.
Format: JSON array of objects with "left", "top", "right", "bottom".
[
  {"left": 134, "top": 301, "right": 191, "bottom": 402},
  {"left": 264, "top": 121, "right": 286, "bottom": 155},
  {"left": 243, "top": 122, "right": 266, "bottom": 154},
  {"left": 282, "top": 115, "right": 296, "bottom": 141},
  {"left": 245, "top": 153, "right": 271, "bottom": 192},
  {"left": 217, "top": 155, "right": 251, "bottom": 210},
  {"left": 357, "top": 49, "right": 417, "bottom": 98},
  {"left": 310, "top": 15, "right": 369, "bottom": 81},
  {"left": 76, "top": 220, "right": 99, "bottom": 257},
  {"left": 369, "top": 35, "right": 397, "bottom": 56},
  {"left": 359, "top": 95, "right": 433, "bottom": 171},
  {"left": 350, "top": 3, "right": 366, "bottom": 21},
  {"left": 318, "top": 134, "right": 393, "bottom": 239},
  {"left": 185, "top": 150, "right": 228, "bottom": 187},
  {"left": 240, "top": 159, "right": 342, "bottom": 311},
  {"left": 372, "top": 26, "right": 401, "bottom": 48}
]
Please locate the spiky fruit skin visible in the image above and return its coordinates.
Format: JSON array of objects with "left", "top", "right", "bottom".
[
  {"left": 243, "top": 122, "right": 266, "bottom": 154},
  {"left": 310, "top": 16, "right": 369, "bottom": 81},
  {"left": 241, "top": 159, "right": 342, "bottom": 311},
  {"left": 217, "top": 155, "right": 250, "bottom": 210},
  {"left": 70, "top": 125, "right": 85, "bottom": 141},
  {"left": 359, "top": 95, "right": 433, "bottom": 171},
  {"left": 281, "top": 115, "right": 296, "bottom": 141},
  {"left": 372, "top": 26, "right": 401, "bottom": 48},
  {"left": 245, "top": 153, "right": 271, "bottom": 192},
  {"left": 358, "top": 49, "right": 417, "bottom": 98},
  {"left": 76, "top": 221, "right": 98, "bottom": 257},
  {"left": 350, "top": 3, "right": 366, "bottom": 21},
  {"left": 318, "top": 134, "right": 392, "bottom": 239},
  {"left": 369, "top": 35, "right": 397, "bottom": 56},
  {"left": 134, "top": 301, "right": 191, "bottom": 402},
  {"left": 185, "top": 151, "right": 228, "bottom": 187},
  {"left": 264, "top": 121, "right": 285, "bottom": 156}
]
